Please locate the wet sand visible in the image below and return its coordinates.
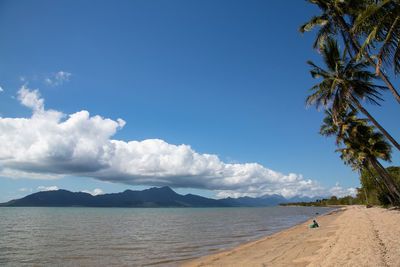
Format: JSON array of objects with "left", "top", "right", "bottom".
[{"left": 182, "top": 206, "right": 400, "bottom": 266}]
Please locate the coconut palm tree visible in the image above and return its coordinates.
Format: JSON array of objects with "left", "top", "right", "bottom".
[
  {"left": 337, "top": 122, "right": 400, "bottom": 204},
  {"left": 299, "top": 0, "right": 361, "bottom": 56},
  {"left": 321, "top": 106, "right": 400, "bottom": 205},
  {"left": 319, "top": 107, "right": 367, "bottom": 146},
  {"left": 306, "top": 38, "right": 400, "bottom": 151},
  {"left": 353, "top": 0, "right": 400, "bottom": 75},
  {"left": 300, "top": 0, "right": 400, "bottom": 104}
]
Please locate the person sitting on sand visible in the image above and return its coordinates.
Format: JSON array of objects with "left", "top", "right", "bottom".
[{"left": 310, "top": 219, "right": 319, "bottom": 228}]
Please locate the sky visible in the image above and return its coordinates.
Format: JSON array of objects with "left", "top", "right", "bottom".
[{"left": 0, "top": 0, "right": 399, "bottom": 202}]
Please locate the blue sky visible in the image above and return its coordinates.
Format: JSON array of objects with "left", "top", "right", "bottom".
[{"left": 0, "top": 0, "right": 398, "bottom": 202}]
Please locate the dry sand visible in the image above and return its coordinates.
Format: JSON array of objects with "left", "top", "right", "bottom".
[{"left": 182, "top": 206, "right": 400, "bottom": 267}]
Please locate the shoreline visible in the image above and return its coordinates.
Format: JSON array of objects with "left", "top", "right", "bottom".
[
  {"left": 181, "top": 207, "right": 344, "bottom": 266},
  {"left": 182, "top": 205, "right": 400, "bottom": 266}
]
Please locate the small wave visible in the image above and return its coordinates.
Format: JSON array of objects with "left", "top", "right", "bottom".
[
  {"left": 228, "top": 234, "right": 252, "bottom": 238},
  {"left": 109, "top": 246, "right": 147, "bottom": 251},
  {"left": 142, "top": 256, "right": 198, "bottom": 266},
  {"left": 173, "top": 244, "right": 202, "bottom": 251}
]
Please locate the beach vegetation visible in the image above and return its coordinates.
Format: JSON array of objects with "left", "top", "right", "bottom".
[
  {"left": 360, "top": 166, "right": 400, "bottom": 206},
  {"left": 280, "top": 194, "right": 364, "bottom": 206}
]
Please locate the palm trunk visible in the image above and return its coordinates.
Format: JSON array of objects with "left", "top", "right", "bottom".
[
  {"left": 365, "top": 165, "right": 395, "bottom": 205},
  {"left": 368, "top": 157, "right": 400, "bottom": 206},
  {"left": 339, "top": 29, "right": 355, "bottom": 59},
  {"left": 337, "top": 16, "right": 400, "bottom": 105},
  {"left": 374, "top": 159, "right": 400, "bottom": 199},
  {"left": 363, "top": 187, "right": 369, "bottom": 206},
  {"left": 374, "top": 177, "right": 395, "bottom": 206},
  {"left": 349, "top": 94, "right": 400, "bottom": 151}
]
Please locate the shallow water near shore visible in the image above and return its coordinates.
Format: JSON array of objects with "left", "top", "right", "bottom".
[{"left": 0, "top": 206, "right": 335, "bottom": 266}]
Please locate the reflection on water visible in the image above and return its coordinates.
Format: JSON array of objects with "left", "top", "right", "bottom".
[{"left": 0, "top": 206, "right": 334, "bottom": 266}]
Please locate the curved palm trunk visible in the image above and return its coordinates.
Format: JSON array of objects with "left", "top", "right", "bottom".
[
  {"left": 365, "top": 165, "right": 395, "bottom": 205},
  {"left": 368, "top": 157, "right": 400, "bottom": 206},
  {"left": 349, "top": 94, "right": 400, "bottom": 151},
  {"left": 337, "top": 16, "right": 400, "bottom": 105},
  {"left": 339, "top": 29, "right": 355, "bottom": 59},
  {"left": 374, "top": 176, "right": 395, "bottom": 206},
  {"left": 374, "top": 159, "right": 400, "bottom": 199},
  {"left": 363, "top": 187, "right": 369, "bottom": 206}
]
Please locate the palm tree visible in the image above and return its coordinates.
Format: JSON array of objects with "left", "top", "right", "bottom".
[
  {"left": 300, "top": 0, "right": 400, "bottom": 104},
  {"left": 353, "top": 0, "right": 400, "bottom": 75},
  {"left": 299, "top": 0, "right": 362, "bottom": 56},
  {"left": 306, "top": 38, "right": 400, "bottom": 151},
  {"left": 319, "top": 107, "right": 367, "bottom": 146},
  {"left": 338, "top": 122, "right": 400, "bottom": 204},
  {"left": 320, "top": 106, "right": 400, "bottom": 205}
]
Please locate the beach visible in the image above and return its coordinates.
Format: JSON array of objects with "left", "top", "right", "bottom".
[{"left": 183, "top": 206, "right": 400, "bottom": 266}]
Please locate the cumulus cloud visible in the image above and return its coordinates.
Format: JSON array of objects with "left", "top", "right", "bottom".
[
  {"left": 82, "top": 188, "right": 103, "bottom": 196},
  {"left": 37, "top": 186, "right": 59, "bottom": 191},
  {"left": 0, "top": 86, "right": 356, "bottom": 198},
  {"left": 17, "top": 86, "right": 44, "bottom": 112},
  {"left": 0, "top": 86, "right": 3, "bottom": 92},
  {"left": 0, "top": 168, "right": 62, "bottom": 180},
  {"left": 44, "top": 71, "right": 71, "bottom": 86}
]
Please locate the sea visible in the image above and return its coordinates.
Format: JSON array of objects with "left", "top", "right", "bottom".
[{"left": 0, "top": 206, "right": 335, "bottom": 266}]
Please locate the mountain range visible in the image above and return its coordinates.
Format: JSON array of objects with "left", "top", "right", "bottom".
[{"left": 0, "top": 186, "right": 321, "bottom": 207}]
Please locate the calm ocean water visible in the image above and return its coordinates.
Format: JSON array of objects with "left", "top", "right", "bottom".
[{"left": 0, "top": 206, "right": 335, "bottom": 266}]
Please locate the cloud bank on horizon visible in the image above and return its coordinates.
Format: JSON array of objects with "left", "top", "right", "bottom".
[{"left": 0, "top": 86, "right": 356, "bottom": 198}]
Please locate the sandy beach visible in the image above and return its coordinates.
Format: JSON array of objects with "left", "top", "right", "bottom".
[{"left": 183, "top": 206, "right": 400, "bottom": 266}]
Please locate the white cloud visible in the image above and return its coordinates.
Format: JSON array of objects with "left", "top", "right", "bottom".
[
  {"left": 82, "top": 188, "right": 103, "bottom": 196},
  {"left": 328, "top": 183, "right": 358, "bottom": 197},
  {"left": 45, "top": 71, "right": 71, "bottom": 86},
  {"left": 216, "top": 183, "right": 356, "bottom": 199},
  {"left": 37, "top": 186, "right": 59, "bottom": 191},
  {"left": 19, "top": 187, "right": 33, "bottom": 192},
  {"left": 17, "top": 85, "right": 44, "bottom": 112},
  {"left": 0, "top": 86, "right": 3, "bottom": 92},
  {"left": 0, "top": 86, "right": 355, "bottom": 198},
  {"left": 18, "top": 85, "right": 44, "bottom": 112},
  {"left": 0, "top": 168, "right": 62, "bottom": 180}
]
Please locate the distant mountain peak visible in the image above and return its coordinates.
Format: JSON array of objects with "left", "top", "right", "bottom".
[
  {"left": 1, "top": 187, "right": 224, "bottom": 208},
  {"left": 0, "top": 187, "right": 321, "bottom": 208},
  {"left": 157, "top": 186, "right": 174, "bottom": 191},
  {"left": 145, "top": 186, "right": 177, "bottom": 194}
]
